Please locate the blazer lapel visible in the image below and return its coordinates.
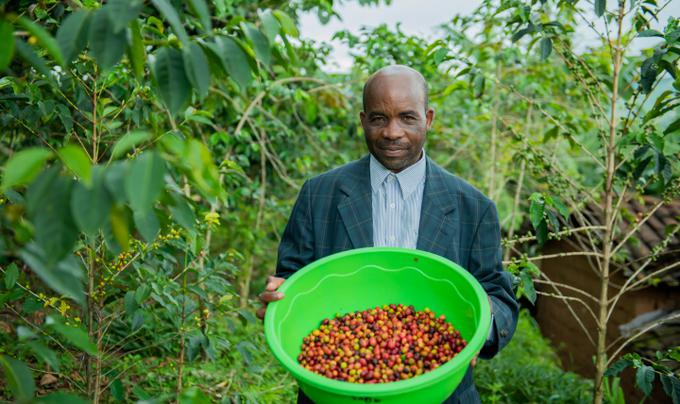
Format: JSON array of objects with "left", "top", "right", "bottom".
[
  {"left": 417, "top": 158, "right": 457, "bottom": 257},
  {"left": 337, "top": 156, "right": 373, "bottom": 248}
]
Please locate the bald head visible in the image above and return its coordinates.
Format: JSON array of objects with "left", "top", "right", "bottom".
[{"left": 362, "top": 65, "right": 429, "bottom": 112}]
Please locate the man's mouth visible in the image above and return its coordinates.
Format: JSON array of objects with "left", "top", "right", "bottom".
[{"left": 381, "top": 148, "right": 406, "bottom": 157}]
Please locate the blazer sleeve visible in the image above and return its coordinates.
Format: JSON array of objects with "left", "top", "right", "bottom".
[
  {"left": 469, "top": 200, "right": 520, "bottom": 359},
  {"left": 276, "top": 180, "right": 315, "bottom": 279}
]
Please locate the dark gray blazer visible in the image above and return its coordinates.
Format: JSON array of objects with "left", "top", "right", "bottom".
[{"left": 276, "top": 155, "right": 519, "bottom": 404}]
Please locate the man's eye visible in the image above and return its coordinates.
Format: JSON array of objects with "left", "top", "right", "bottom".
[
  {"left": 371, "top": 117, "right": 386, "bottom": 124},
  {"left": 403, "top": 115, "right": 416, "bottom": 121}
]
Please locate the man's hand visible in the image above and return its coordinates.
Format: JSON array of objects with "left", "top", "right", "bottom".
[
  {"left": 471, "top": 295, "right": 494, "bottom": 366},
  {"left": 256, "top": 276, "right": 286, "bottom": 319}
]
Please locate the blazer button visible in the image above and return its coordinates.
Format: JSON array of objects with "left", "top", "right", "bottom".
[{"left": 500, "top": 329, "right": 509, "bottom": 338}]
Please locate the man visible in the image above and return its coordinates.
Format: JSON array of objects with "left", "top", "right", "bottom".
[{"left": 258, "top": 65, "right": 519, "bottom": 403}]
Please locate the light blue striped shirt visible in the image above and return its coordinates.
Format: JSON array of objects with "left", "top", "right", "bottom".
[{"left": 370, "top": 150, "right": 426, "bottom": 249}]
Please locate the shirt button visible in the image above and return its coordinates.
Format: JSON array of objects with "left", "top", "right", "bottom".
[{"left": 389, "top": 203, "right": 396, "bottom": 209}]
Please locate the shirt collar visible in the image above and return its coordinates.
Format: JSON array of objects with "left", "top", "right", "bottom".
[{"left": 369, "top": 149, "right": 426, "bottom": 199}]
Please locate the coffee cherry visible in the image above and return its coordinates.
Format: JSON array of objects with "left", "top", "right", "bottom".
[{"left": 298, "top": 304, "right": 468, "bottom": 383}]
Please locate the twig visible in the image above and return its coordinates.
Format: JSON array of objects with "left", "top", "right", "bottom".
[
  {"left": 534, "top": 279, "right": 599, "bottom": 303},
  {"left": 606, "top": 312, "right": 680, "bottom": 367},
  {"left": 503, "top": 226, "right": 605, "bottom": 246},
  {"left": 610, "top": 198, "right": 664, "bottom": 256}
]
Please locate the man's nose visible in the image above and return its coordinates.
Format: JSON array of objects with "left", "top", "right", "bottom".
[{"left": 382, "top": 119, "right": 404, "bottom": 140}]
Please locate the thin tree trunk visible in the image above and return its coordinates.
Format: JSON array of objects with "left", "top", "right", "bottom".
[
  {"left": 240, "top": 126, "right": 267, "bottom": 308},
  {"left": 487, "top": 66, "right": 500, "bottom": 199},
  {"left": 593, "top": 2, "right": 625, "bottom": 403},
  {"left": 177, "top": 270, "right": 187, "bottom": 397}
]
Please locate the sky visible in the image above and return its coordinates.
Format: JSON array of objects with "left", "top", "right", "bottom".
[{"left": 299, "top": 0, "right": 680, "bottom": 72}]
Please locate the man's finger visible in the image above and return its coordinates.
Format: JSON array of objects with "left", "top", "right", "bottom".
[
  {"left": 266, "top": 276, "right": 285, "bottom": 291},
  {"left": 259, "top": 290, "right": 284, "bottom": 303},
  {"left": 256, "top": 307, "right": 266, "bottom": 320}
]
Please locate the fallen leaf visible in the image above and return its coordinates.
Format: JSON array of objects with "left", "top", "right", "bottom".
[{"left": 40, "top": 373, "right": 58, "bottom": 386}]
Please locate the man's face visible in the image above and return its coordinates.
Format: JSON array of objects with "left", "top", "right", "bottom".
[{"left": 360, "top": 74, "right": 434, "bottom": 173}]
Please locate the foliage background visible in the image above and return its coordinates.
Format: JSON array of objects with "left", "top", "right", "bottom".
[{"left": 0, "top": 0, "right": 678, "bottom": 402}]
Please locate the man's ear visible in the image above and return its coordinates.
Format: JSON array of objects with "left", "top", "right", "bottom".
[
  {"left": 425, "top": 108, "right": 435, "bottom": 130},
  {"left": 360, "top": 111, "right": 367, "bottom": 127}
]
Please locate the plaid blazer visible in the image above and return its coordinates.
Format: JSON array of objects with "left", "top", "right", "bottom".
[{"left": 276, "top": 155, "right": 519, "bottom": 404}]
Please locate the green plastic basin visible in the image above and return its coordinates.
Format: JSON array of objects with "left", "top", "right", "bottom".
[{"left": 264, "top": 247, "right": 491, "bottom": 403}]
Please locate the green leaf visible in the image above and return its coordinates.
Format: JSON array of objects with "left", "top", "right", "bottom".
[
  {"left": 56, "top": 10, "right": 91, "bottom": 64},
  {"left": 71, "top": 166, "right": 112, "bottom": 235},
  {"left": 243, "top": 22, "right": 271, "bottom": 67},
  {"left": 131, "top": 310, "right": 145, "bottom": 331},
  {"left": 183, "top": 42, "right": 211, "bottom": 100},
  {"left": 640, "top": 55, "right": 660, "bottom": 93},
  {"left": 134, "top": 284, "right": 151, "bottom": 304},
  {"left": 170, "top": 196, "right": 196, "bottom": 230},
  {"left": 37, "top": 392, "right": 89, "bottom": 404},
  {"left": 111, "top": 131, "right": 151, "bottom": 159},
  {"left": 104, "top": 161, "right": 129, "bottom": 203},
  {"left": 17, "top": 17, "right": 64, "bottom": 66},
  {"left": 110, "top": 204, "right": 131, "bottom": 251},
  {"left": 511, "top": 26, "right": 533, "bottom": 43},
  {"left": 595, "top": 0, "right": 606, "bottom": 16},
  {"left": 0, "top": 355, "right": 35, "bottom": 400},
  {"left": 20, "top": 245, "right": 85, "bottom": 305},
  {"left": 237, "top": 308, "right": 257, "bottom": 325},
  {"left": 46, "top": 315, "right": 97, "bottom": 355},
  {"left": 124, "top": 291, "right": 137, "bottom": 316},
  {"left": 152, "top": 47, "right": 191, "bottom": 114},
  {"left": 552, "top": 197, "right": 570, "bottom": 219},
  {"left": 638, "top": 29, "right": 664, "bottom": 38},
  {"left": 473, "top": 75, "right": 485, "bottom": 98},
  {"left": 110, "top": 379, "right": 125, "bottom": 402},
  {"left": 605, "top": 359, "right": 633, "bottom": 377},
  {"left": 89, "top": 8, "right": 127, "bottom": 71},
  {"left": 529, "top": 194, "right": 545, "bottom": 230},
  {"left": 56, "top": 104, "right": 73, "bottom": 134},
  {"left": 212, "top": 36, "right": 252, "bottom": 90},
  {"left": 150, "top": 0, "right": 190, "bottom": 45},
  {"left": 664, "top": 117, "right": 680, "bottom": 135},
  {"left": 272, "top": 10, "right": 298, "bottom": 38},
  {"left": 128, "top": 19, "right": 146, "bottom": 80},
  {"left": 540, "top": 37, "right": 552, "bottom": 60},
  {"left": 133, "top": 208, "right": 159, "bottom": 242},
  {"left": 182, "top": 139, "right": 224, "bottom": 200},
  {"left": 660, "top": 374, "right": 680, "bottom": 403},
  {"left": 546, "top": 209, "right": 560, "bottom": 232},
  {"left": 58, "top": 145, "right": 92, "bottom": 186},
  {"left": 1, "top": 147, "right": 53, "bottom": 191},
  {"left": 636, "top": 365, "right": 655, "bottom": 396},
  {"left": 27, "top": 341, "right": 60, "bottom": 372},
  {"left": 0, "top": 19, "right": 14, "bottom": 70},
  {"left": 520, "top": 270, "right": 536, "bottom": 304},
  {"left": 179, "top": 387, "right": 211, "bottom": 404},
  {"left": 187, "top": 0, "right": 211, "bottom": 33},
  {"left": 26, "top": 170, "right": 78, "bottom": 264},
  {"left": 431, "top": 47, "right": 449, "bottom": 65},
  {"left": 0, "top": 289, "right": 24, "bottom": 306},
  {"left": 14, "top": 39, "right": 51, "bottom": 77},
  {"left": 125, "top": 152, "right": 166, "bottom": 212},
  {"left": 536, "top": 221, "right": 548, "bottom": 247},
  {"left": 259, "top": 10, "right": 280, "bottom": 43},
  {"left": 4, "top": 262, "right": 19, "bottom": 289},
  {"left": 107, "top": 0, "right": 143, "bottom": 33}
]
